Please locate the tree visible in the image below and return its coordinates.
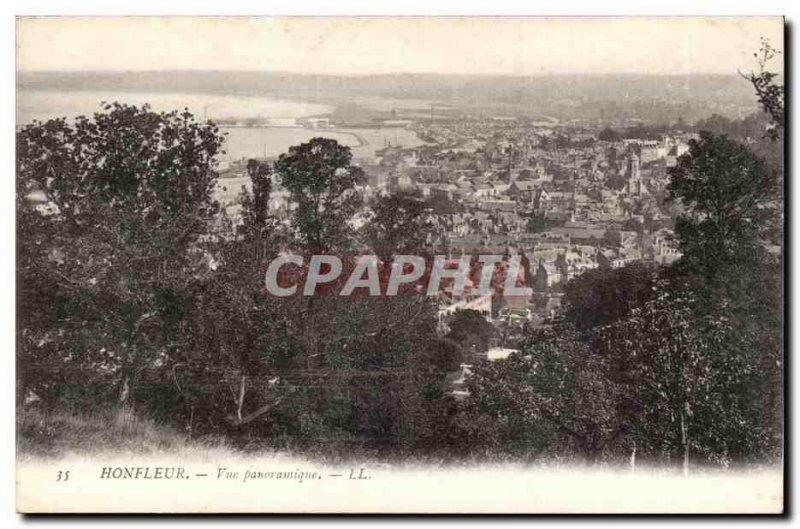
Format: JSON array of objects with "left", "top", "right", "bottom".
[
  {"left": 598, "top": 128, "right": 620, "bottom": 142},
  {"left": 598, "top": 277, "right": 779, "bottom": 472},
  {"left": 603, "top": 226, "right": 622, "bottom": 247},
  {"left": 622, "top": 217, "right": 645, "bottom": 234},
  {"left": 456, "top": 353, "right": 562, "bottom": 461},
  {"left": 667, "top": 131, "right": 779, "bottom": 276},
  {"left": 741, "top": 38, "right": 784, "bottom": 140},
  {"left": 273, "top": 138, "right": 366, "bottom": 252},
  {"left": 662, "top": 133, "right": 782, "bottom": 462},
  {"left": 459, "top": 326, "right": 627, "bottom": 463},
  {"left": 216, "top": 293, "right": 455, "bottom": 457},
  {"left": 563, "top": 262, "right": 656, "bottom": 334},
  {"left": 16, "top": 103, "right": 225, "bottom": 408},
  {"left": 362, "top": 189, "right": 434, "bottom": 262},
  {"left": 239, "top": 159, "right": 275, "bottom": 250},
  {"left": 426, "top": 193, "right": 463, "bottom": 215},
  {"left": 694, "top": 112, "right": 771, "bottom": 140},
  {"left": 444, "top": 309, "right": 496, "bottom": 357},
  {"left": 525, "top": 213, "right": 547, "bottom": 234}
]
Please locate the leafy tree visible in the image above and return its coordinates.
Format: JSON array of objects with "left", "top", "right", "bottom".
[
  {"left": 694, "top": 112, "right": 771, "bottom": 140},
  {"left": 603, "top": 226, "right": 622, "bottom": 247},
  {"left": 667, "top": 131, "right": 779, "bottom": 276},
  {"left": 622, "top": 217, "right": 645, "bottom": 234},
  {"left": 598, "top": 277, "right": 778, "bottom": 471},
  {"left": 430, "top": 337, "right": 464, "bottom": 373},
  {"left": 273, "top": 138, "right": 366, "bottom": 252},
  {"left": 598, "top": 128, "right": 620, "bottom": 142},
  {"left": 459, "top": 325, "right": 627, "bottom": 463},
  {"left": 227, "top": 294, "right": 454, "bottom": 456},
  {"left": 239, "top": 159, "right": 275, "bottom": 254},
  {"left": 525, "top": 213, "right": 547, "bottom": 234},
  {"left": 623, "top": 124, "right": 671, "bottom": 141},
  {"left": 563, "top": 262, "right": 656, "bottom": 333},
  {"left": 426, "top": 193, "right": 463, "bottom": 215},
  {"left": 444, "top": 309, "right": 496, "bottom": 356},
  {"left": 456, "top": 353, "right": 562, "bottom": 461},
  {"left": 17, "top": 103, "right": 225, "bottom": 408},
  {"left": 653, "top": 88, "right": 783, "bottom": 468},
  {"left": 363, "top": 189, "right": 433, "bottom": 262}
]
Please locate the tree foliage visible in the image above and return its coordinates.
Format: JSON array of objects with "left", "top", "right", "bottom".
[
  {"left": 239, "top": 159, "right": 275, "bottom": 249},
  {"left": 562, "top": 262, "right": 656, "bottom": 333},
  {"left": 667, "top": 131, "right": 779, "bottom": 275},
  {"left": 274, "top": 138, "right": 366, "bottom": 253},
  {"left": 444, "top": 309, "right": 496, "bottom": 357},
  {"left": 363, "top": 189, "right": 434, "bottom": 261},
  {"left": 460, "top": 325, "right": 627, "bottom": 463},
  {"left": 17, "top": 103, "right": 225, "bottom": 408}
]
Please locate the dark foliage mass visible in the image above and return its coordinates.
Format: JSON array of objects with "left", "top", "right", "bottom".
[{"left": 16, "top": 105, "right": 455, "bottom": 460}]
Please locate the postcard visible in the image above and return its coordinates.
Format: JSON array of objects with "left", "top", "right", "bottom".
[{"left": 15, "top": 16, "right": 784, "bottom": 513}]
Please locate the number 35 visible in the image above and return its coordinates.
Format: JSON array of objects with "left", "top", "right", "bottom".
[{"left": 56, "top": 470, "right": 70, "bottom": 482}]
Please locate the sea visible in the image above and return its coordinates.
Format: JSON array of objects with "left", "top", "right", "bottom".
[{"left": 16, "top": 89, "right": 426, "bottom": 163}]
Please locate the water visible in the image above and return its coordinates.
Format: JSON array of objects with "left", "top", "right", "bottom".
[
  {"left": 17, "top": 89, "right": 426, "bottom": 162},
  {"left": 16, "top": 89, "right": 334, "bottom": 124},
  {"left": 220, "top": 127, "right": 361, "bottom": 160}
]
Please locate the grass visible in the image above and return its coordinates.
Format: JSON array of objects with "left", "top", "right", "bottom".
[{"left": 16, "top": 406, "right": 232, "bottom": 460}]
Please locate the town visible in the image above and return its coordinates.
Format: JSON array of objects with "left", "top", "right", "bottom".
[{"left": 213, "top": 114, "right": 688, "bottom": 357}]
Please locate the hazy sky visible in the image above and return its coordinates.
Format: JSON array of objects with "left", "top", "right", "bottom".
[{"left": 17, "top": 16, "right": 784, "bottom": 76}]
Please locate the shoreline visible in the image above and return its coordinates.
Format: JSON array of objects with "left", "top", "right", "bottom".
[{"left": 219, "top": 124, "right": 370, "bottom": 148}]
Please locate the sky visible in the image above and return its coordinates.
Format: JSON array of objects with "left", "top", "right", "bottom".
[{"left": 17, "top": 16, "right": 784, "bottom": 76}]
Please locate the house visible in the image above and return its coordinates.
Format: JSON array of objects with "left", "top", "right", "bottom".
[
  {"left": 550, "top": 226, "right": 607, "bottom": 246},
  {"left": 492, "top": 183, "right": 511, "bottom": 196},
  {"left": 486, "top": 348, "right": 520, "bottom": 361},
  {"left": 555, "top": 250, "right": 600, "bottom": 281},
  {"left": 545, "top": 295, "right": 563, "bottom": 319},
  {"left": 448, "top": 364, "right": 474, "bottom": 400},
  {"left": 432, "top": 183, "right": 458, "bottom": 200},
  {"left": 597, "top": 247, "right": 642, "bottom": 269},
  {"left": 507, "top": 180, "right": 541, "bottom": 204},
  {"left": 653, "top": 229, "right": 682, "bottom": 265},
  {"left": 534, "top": 261, "right": 562, "bottom": 290},
  {"left": 548, "top": 191, "right": 575, "bottom": 210},
  {"left": 543, "top": 210, "right": 574, "bottom": 227},
  {"left": 471, "top": 182, "right": 496, "bottom": 199},
  {"left": 268, "top": 189, "right": 292, "bottom": 218},
  {"left": 388, "top": 171, "right": 413, "bottom": 190},
  {"left": 361, "top": 165, "right": 392, "bottom": 188}
]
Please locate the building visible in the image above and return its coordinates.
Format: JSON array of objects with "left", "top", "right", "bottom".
[
  {"left": 625, "top": 153, "right": 644, "bottom": 196},
  {"left": 534, "top": 261, "right": 562, "bottom": 290}
]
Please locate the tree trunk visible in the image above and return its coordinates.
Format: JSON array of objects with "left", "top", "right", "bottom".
[
  {"left": 118, "top": 374, "right": 131, "bottom": 407},
  {"left": 681, "top": 409, "right": 690, "bottom": 477},
  {"left": 630, "top": 441, "right": 636, "bottom": 473},
  {"left": 235, "top": 374, "right": 247, "bottom": 422}
]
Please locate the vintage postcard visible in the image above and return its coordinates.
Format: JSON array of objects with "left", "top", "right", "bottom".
[{"left": 15, "top": 16, "right": 784, "bottom": 513}]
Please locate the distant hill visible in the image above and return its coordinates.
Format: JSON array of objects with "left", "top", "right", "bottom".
[{"left": 18, "top": 70, "right": 759, "bottom": 125}]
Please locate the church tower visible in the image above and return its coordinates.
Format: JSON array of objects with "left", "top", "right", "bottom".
[{"left": 626, "top": 153, "right": 642, "bottom": 196}]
